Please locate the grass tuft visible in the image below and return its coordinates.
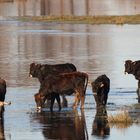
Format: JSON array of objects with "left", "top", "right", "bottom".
[{"left": 108, "top": 111, "right": 133, "bottom": 124}]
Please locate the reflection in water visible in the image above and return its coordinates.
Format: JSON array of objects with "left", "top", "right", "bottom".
[
  {"left": 31, "top": 109, "right": 88, "bottom": 140},
  {"left": 0, "top": 22, "right": 140, "bottom": 89},
  {"left": 0, "top": 23, "right": 118, "bottom": 87},
  {"left": 0, "top": 0, "right": 140, "bottom": 17},
  {"left": 0, "top": 116, "right": 5, "bottom": 140},
  {"left": 92, "top": 106, "right": 110, "bottom": 139}
]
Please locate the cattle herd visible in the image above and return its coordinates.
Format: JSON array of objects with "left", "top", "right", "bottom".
[
  {"left": 0, "top": 60, "right": 140, "bottom": 114},
  {"left": 30, "top": 62, "right": 110, "bottom": 112}
]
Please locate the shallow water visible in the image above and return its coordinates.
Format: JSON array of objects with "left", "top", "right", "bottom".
[
  {"left": 0, "top": 1, "right": 140, "bottom": 140},
  {"left": 0, "top": 19, "right": 139, "bottom": 140}
]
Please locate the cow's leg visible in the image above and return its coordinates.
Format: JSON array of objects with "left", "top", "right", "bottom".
[
  {"left": 93, "top": 94, "right": 99, "bottom": 106},
  {"left": 104, "top": 93, "right": 108, "bottom": 106},
  {"left": 61, "top": 95, "right": 68, "bottom": 107},
  {"left": 137, "top": 81, "right": 140, "bottom": 103},
  {"left": 80, "top": 95, "right": 85, "bottom": 109},
  {"left": 55, "top": 94, "right": 61, "bottom": 111},
  {"left": 73, "top": 91, "right": 80, "bottom": 109},
  {"left": 101, "top": 90, "right": 107, "bottom": 106},
  {"left": 50, "top": 94, "right": 55, "bottom": 112},
  {"left": 46, "top": 99, "right": 51, "bottom": 107}
]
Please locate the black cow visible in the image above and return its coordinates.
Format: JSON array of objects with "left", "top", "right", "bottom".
[
  {"left": 124, "top": 60, "right": 140, "bottom": 103},
  {"left": 0, "top": 78, "right": 6, "bottom": 102},
  {"left": 91, "top": 75, "right": 110, "bottom": 107},
  {"left": 29, "top": 63, "right": 77, "bottom": 83},
  {"left": 34, "top": 72, "right": 88, "bottom": 112},
  {"left": 29, "top": 62, "right": 77, "bottom": 108}
]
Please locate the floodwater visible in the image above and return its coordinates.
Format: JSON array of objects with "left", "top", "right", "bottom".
[{"left": 0, "top": 0, "right": 140, "bottom": 140}]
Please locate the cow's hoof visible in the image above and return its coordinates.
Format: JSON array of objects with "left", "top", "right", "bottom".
[
  {"left": 58, "top": 107, "right": 61, "bottom": 112},
  {"left": 80, "top": 106, "right": 84, "bottom": 109},
  {"left": 72, "top": 105, "right": 77, "bottom": 109}
]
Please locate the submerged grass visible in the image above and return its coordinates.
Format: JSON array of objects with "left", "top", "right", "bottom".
[
  {"left": 108, "top": 111, "right": 133, "bottom": 124},
  {"left": 18, "top": 14, "right": 140, "bottom": 25}
]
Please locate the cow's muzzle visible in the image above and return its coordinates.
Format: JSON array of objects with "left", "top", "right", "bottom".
[
  {"left": 29, "top": 74, "right": 33, "bottom": 77},
  {"left": 37, "top": 106, "right": 41, "bottom": 110},
  {"left": 93, "top": 92, "right": 97, "bottom": 95}
]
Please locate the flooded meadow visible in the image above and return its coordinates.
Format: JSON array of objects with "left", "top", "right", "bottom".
[{"left": 0, "top": 0, "right": 140, "bottom": 140}]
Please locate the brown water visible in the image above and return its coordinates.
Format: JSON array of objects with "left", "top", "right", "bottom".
[{"left": 0, "top": 1, "right": 140, "bottom": 140}]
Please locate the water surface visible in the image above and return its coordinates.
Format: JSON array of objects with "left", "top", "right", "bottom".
[
  {"left": 0, "top": 19, "right": 139, "bottom": 140},
  {"left": 0, "top": 1, "right": 140, "bottom": 140}
]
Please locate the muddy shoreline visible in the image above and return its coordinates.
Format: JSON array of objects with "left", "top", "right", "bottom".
[{"left": 17, "top": 15, "right": 140, "bottom": 25}]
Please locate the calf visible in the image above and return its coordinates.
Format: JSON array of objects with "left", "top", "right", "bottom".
[
  {"left": 34, "top": 72, "right": 88, "bottom": 111},
  {"left": 91, "top": 75, "right": 110, "bottom": 107}
]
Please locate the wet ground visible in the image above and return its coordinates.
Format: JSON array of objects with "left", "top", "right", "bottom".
[{"left": 0, "top": 0, "right": 140, "bottom": 140}]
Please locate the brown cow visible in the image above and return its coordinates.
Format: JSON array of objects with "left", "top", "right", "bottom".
[
  {"left": 124, "top": 60, "right": 140, "bottom": 103},
  {"left": 29, "top": 62, "right": 77, "bottom": 107},
  {"left": 34, "top": 72, "right": 88, "bottom": 112}
]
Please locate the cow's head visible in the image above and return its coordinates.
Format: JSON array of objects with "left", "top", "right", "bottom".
[
  {"left": 124, "top": 60, "right": 134, "bottom": 74},
  {"left": 29, "top": 63, "right": 42, "bottom": 78},
  {"left": 34, "top": 93, "right": 46, "bottom": 110},
  {"left": 91, "top": 81, "right": 104, "bottom": 95}
]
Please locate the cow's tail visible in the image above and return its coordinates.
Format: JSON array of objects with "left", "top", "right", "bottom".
[{"left": 84, "top": 73, "right": 88, "bottom": 96}]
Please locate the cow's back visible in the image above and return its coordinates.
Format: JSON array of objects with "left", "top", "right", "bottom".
[
  {"left": 40, "top": 71, "right": 88, "bottom": 95},
  {"left": 43, "top": 63, "right": 76, "bottom": 75},
  {"left": 30, "top": 62, "right": 77, "bottom": 84}
]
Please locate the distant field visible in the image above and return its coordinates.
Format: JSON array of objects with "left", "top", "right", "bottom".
[{"left": 18, "top": 15, "right": 140, "bottom": 25}]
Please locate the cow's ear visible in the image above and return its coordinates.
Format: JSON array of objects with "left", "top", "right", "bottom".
[
  {"left": 125, "top": 60, "right": 132, "bottom": 64},
  {"left": 31, "top": 62, "right": 36, "bottom": 67}
]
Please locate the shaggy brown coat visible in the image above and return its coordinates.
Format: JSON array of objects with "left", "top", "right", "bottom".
[{"left": 34, "top": 72, "right": 88, "bottom": 111}]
